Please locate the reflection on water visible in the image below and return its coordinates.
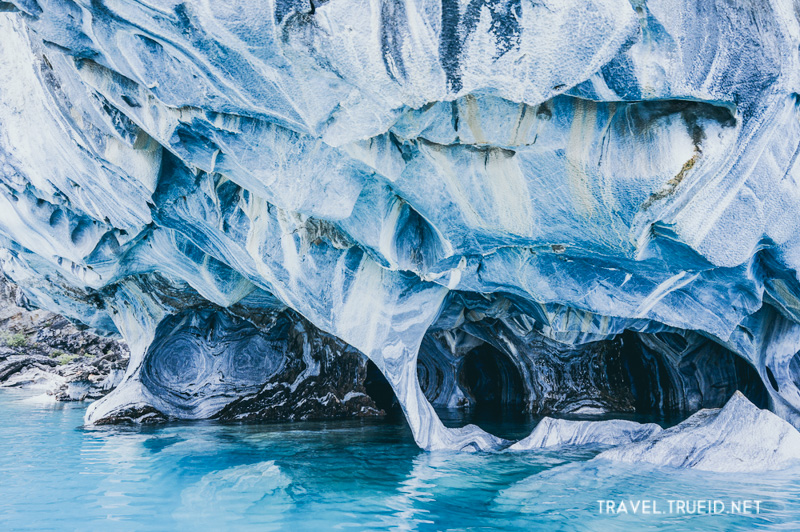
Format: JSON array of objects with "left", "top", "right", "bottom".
[
  {"left": 175, "top": 461, "right": 293, "bottom": 530},
  {"left": 0, "top": 390, "right": 798, "bottom": 531}
]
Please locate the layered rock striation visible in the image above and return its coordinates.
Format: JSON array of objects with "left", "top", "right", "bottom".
[
  {"left": 508, "top": 417, "right": 662, "bottom": 450},
  {"left": 1, "top": 0, "right": 800, "bottom": 450},
  {"left": 0, "top": 276, "right": 128, "bottom": 399}
]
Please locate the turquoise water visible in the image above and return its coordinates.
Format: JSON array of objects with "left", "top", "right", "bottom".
[{"left": 1, "top": 390, "right": 800, "bottom": 531}]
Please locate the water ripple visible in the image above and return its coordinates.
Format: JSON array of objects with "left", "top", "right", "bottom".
[{"left": 1, "top": 389, "right": 799, "bottom": 531}]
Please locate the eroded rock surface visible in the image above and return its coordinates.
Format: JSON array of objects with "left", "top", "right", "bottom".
[
  {"left": 1, "top": 1, "right": 800, "bottom": 450},
  {"left": 90, "top": 305, "right": 384, "bottom": 423},
  {"left": 597, "top": 392, "right": 800, "bottom": 472},
  {"left": 508, "top": 417, "right": 662, "bottom": 451}
]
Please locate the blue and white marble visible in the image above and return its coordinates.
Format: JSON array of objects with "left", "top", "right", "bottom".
[
  {"left": 597, "top": 392, "right": 800, "bottom": 472},
  {"left": 2, "top": 1, "right": 800, "bottom": 452},
  {"left": 508, "top": 417, "right": 662, "bottom": 450}
]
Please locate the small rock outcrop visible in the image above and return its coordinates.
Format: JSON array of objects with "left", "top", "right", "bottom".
[
  {"left": 597, "top": 392, "right": 800, "bottom": 472},
  {"left": 0, "top": 276, "right": 128, "bottom": 400},
  {"left": 508, "top": 417, "right": 662, "bottom": 451}
]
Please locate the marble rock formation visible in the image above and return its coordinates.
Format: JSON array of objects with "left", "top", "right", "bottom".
[
  {"left": 508, "top": 417, "right": 662, "bottom": 451},
  {"left": 92, "top": 305, "right": 383, "bottom": 423},
  {"left": 2, "top": 0, "right": 800, "bottom": 451},
  {"left": 597, "top": 392, "right": 800, "bottom": 472}
]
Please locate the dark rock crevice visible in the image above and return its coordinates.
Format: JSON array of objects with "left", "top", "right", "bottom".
[
  {"left": 458, "top": 343, "right": 526, "bottom": 412},
  {"left": 620, "top": 330, "right": 770, "bottom": 420}
]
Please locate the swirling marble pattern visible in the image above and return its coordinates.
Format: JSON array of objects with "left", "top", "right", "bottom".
[
  {"left": 140, "top": 309, "right": 287, "bottom": 418},
  {"left": 93, "top": 303, "right": 382, "bottom": 423}
]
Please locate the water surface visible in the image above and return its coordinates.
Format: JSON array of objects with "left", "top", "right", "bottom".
[{"left": 0, "top": 390, "right": 798, "bottom": 531}]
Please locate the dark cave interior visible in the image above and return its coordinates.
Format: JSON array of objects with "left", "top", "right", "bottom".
[{"left": 365, "top": 328, "right": 771, "bottom": 438}]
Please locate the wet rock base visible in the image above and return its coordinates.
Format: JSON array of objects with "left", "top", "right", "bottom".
[{"left": 0, "top": 277, "right": 128, "bottom": 400}]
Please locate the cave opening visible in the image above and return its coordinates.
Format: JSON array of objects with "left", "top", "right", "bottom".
[
  {"left": 619, "top": 330, "right": 770, "bottom": 424},
  {"left": 459, "top": 343, "right": 527, "bottom": 412},
  {"left": 361, "top": 321, "right": 773, "bottom": 440},
  {"left": 451, "top": 343, "right": 532, "bottom": 440},
  {"left": 408, "top": 324, "right": 773, "bottom": 436},
  {"left": 364, "top": 360, "right": 400, "bottom": 415}
]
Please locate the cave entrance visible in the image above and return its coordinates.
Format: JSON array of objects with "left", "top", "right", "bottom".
[
  {"left": 459, "top": 343, "right": 526, "bottom": 413},
  {"left": 364, "top": 360, "right": 400, "bottom": 414},
  {"left": 620, "top": 331, "right": 770, "bottom": 424}
]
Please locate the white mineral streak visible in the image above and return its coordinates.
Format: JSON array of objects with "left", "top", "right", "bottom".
[{"left": 508, "top": 417, "right": 662, "bottom": 451}]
